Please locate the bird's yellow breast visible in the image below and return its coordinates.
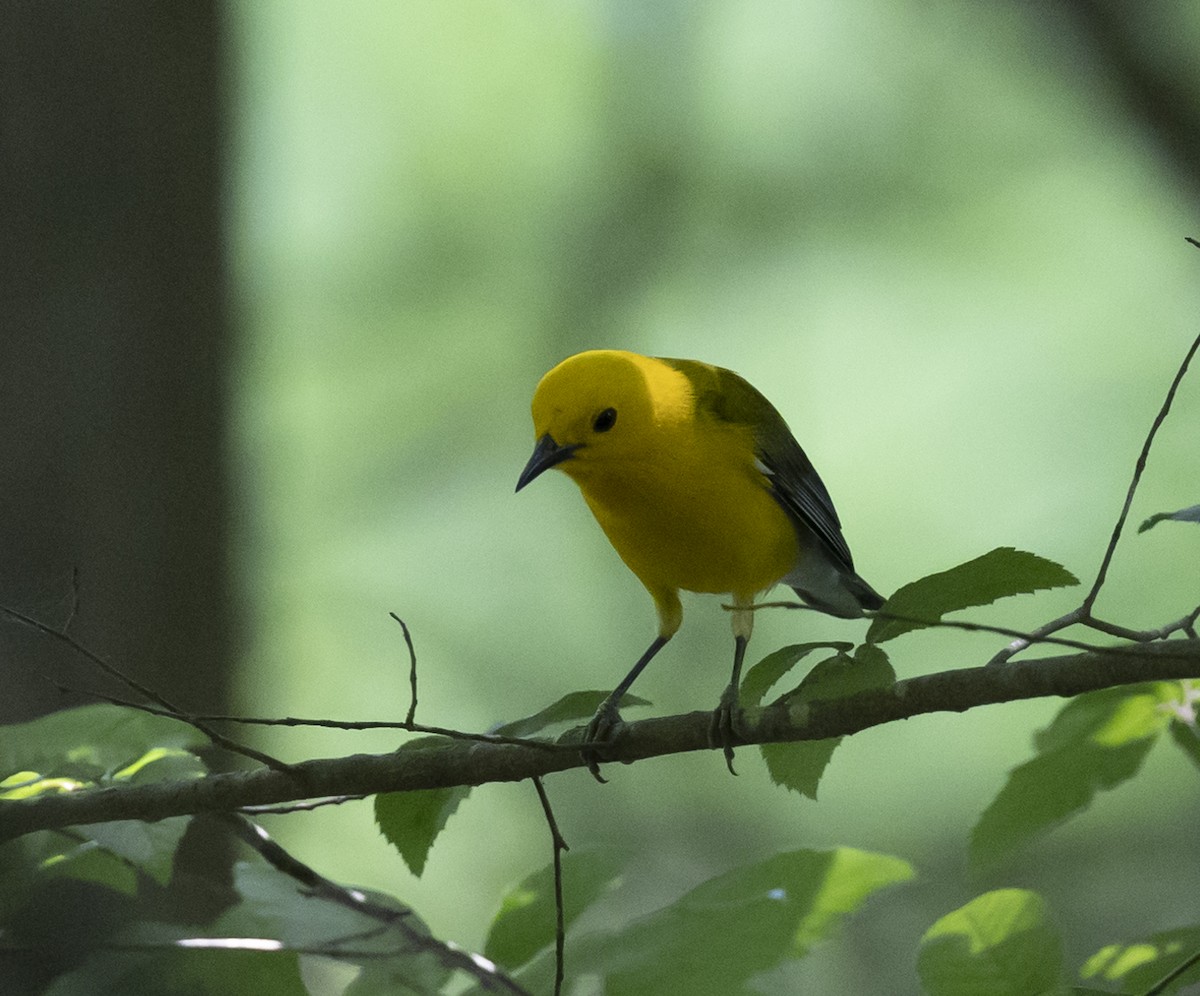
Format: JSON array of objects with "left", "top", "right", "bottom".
[{"left": 563, "top": 415, "right": 798, "bottom": 601}]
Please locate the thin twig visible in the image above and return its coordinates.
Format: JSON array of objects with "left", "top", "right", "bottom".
[
  {"left": 533, "top": 776, "right": 569, "bottom": 996},
  {"left": 1083, "top": 327, "right": 1200, "bottom": 613},
  {"left": 390, "top": 613, "right": 419, "bottom": 726},
  {"left": 2, "top": 603, "right": 293, "bottom": 773},
  {"left": 986, "top": 325, "right": 1200, "bottom": 664},
  {"left": 60, "top": 686, "right": 569, "bottom": 752},
  {"left": 239, "top": 795, "right": 368, "bottom": 815},
  {"left": 5, "top": 641, "right": 1200, "bottom": 841},
  {"left": 64, "top": 566, "right": 81, "bottom": 633},
  {"left": 986, "top": 608, "right": 1087, "bottom": 666},
  {"left": 749, "top": 602, "right": 1125, "bottom": 656},
  {"left": 1085, "top": 607, "right": 1200, "bottom": 643}
]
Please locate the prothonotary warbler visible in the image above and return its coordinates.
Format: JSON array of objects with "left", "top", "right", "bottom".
[{"left": 516, "top": 349, "right": 883, "bottom": 779}]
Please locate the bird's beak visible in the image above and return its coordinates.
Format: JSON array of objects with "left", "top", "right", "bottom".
[{"left": 516, "top": 434, "right": 580, "bottom": 492}]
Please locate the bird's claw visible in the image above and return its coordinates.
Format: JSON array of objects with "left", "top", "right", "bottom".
[
  {"left": 708, "top": 683, "right": 740, "bottom": 775},
  {"left": 581, "top": 698, "right": 624, "bottom": 783}
]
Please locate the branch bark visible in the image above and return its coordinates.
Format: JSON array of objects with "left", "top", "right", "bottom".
[{"left": 2, "top": 641, "right": 1197, "bottom": 842}]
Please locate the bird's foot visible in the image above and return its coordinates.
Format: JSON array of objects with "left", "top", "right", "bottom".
[
  {"left": 708, "top": 683, "right": 741, "bottom": 776},
  {"left": 581, "top": 698, "right": 624, "bottom": 783}
]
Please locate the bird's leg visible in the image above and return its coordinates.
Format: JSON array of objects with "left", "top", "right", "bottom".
[
  {"left": 710, "top": 602, "right": 753, "bottom": 775},
  {"left": 582, "top": 634, "right": 670, "bottom": 782}
]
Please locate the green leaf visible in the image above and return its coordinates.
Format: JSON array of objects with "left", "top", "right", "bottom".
[
  {"left": 375, "top": 784, "right": 469, "bottom": 878},
  {"left": 496, "top": 690, "right": 650, "bottom": 739},
  {"left": 0, "top": 771, "right": 90, "bottom": 800},
  {"left": 761, "top": 739, "right": 839, "bottom": 801},
  {"left": 372, "top": 734, "right": 472, "bottom": 877},
  {"left": 83, "top": 818, "right": 191, "bottom": 887},
  {"left": 1169, "top": 717, "right": 1200, "bottom": 773},
  {"left": 918, "top": 889, "right": 1064, "bottom": 996},
  {"left": 0, "top": 703, "right": 207, "bottom": 780},
  {"left": 46, "top": 941, "right": 309, "bottom": 996},
  {"left": 484, "top": 849, "right": 623, "bottom": 970},
  {"left": 760, "top": 644, "right": 895, "bottom": 799},
  {"left": 1138, "top": 503, "right": 1200, "bottom": 533},
  {"left": 113, "top": 747, "right": 206, "bottom": 784},
  {"left": 569, "top": 847, "right": 913, "bottom": 995},
  {"left": 773, "top": 643, "right": 895, "bottom": 706},
  {"left": 1080, "top": 925, "right": 1200, "bottom": 994},
  {"left": 971, "top": 685, "right": 1172, "bottom": 868},
  {"left": 219, "top": 864, "right": 452, "bottom": 994},
  {"left": 740, "top": 643, "right": 852, "bottom": 709},
  {"left": 867, "top": 548, "right": 1079, "bottom": 644},
  {"left": 39, "top": 839, "right": 140, "bottom": 896}
]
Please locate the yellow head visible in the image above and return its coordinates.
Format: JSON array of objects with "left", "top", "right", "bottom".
[{"left": 515, "top": 350, "right": 692, "bottom": 491}]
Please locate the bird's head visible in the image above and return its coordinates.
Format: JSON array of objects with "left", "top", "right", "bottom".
[{"left": 515, "top": 350, "right": 689, "bottom": 492}]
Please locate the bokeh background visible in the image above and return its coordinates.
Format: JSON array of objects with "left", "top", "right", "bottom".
[{"left": 5, "top": 2, "right": 1199, "bottom": 992}]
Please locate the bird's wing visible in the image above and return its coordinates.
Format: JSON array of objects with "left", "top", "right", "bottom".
[
  {"left": 660, "top": 358, "right": 857, "bottom": 573},
  {"left": 754, "top": 431, "right": 856, "bottom": 573}
]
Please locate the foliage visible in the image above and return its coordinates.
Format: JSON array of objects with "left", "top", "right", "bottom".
[{"left": 3, "top": 540, "right": 1199, "bottom": 992}]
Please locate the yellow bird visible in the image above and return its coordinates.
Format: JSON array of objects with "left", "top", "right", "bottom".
[{"left": 516, "top": 349, "right": 882, "bottom": 778}]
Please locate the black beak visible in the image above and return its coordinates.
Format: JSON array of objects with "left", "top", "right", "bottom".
[{"left": 516, "top": 434, "right": 580, "bottom": 492}]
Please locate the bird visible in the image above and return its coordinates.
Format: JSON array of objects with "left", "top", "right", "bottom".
[{"left": 515, "top": 349, "right": 882, "bottom": 779}]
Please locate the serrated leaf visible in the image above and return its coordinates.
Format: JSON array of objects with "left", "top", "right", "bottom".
[
  {"left": 1138, "top": 503, "right": 1200, "bottom": 533},
  {"left": 773, "top": 643, "right": 894, "bottom": 706},
  {"left": 761, "top": 740, "right": 839, "bottom": 800},
  {"left": 484, "top": 849, "right": 623, "bottom": 970},
  {"left": 375, "top": 784, "right": 470, "bottom": 877},
  {"left": 761, "top": 644, "right": 895, "bottom": 799},
  {"left": 740, "top": 643, "right": 852, "bottom": 708},
  {"left": 371, "top": 734, "right": 471, "bottom": 877},
  {"left": 918, "top": 889, "right": 1063, "bottom": 996},
  {"left": 569, "top": 847, "right": 913, "bottom": 995},
  {"left": 496, "top": 690, "right": 650, "bottom": 739},
  {"left": 971, "top": 686, "right": 1171, "bottom": 869},
  {"left": 1080, "top": 925, "right": 1200, "bottom": 994},
  {"left": 867, "top": 548, "right": 1079, "bottom": 644}
]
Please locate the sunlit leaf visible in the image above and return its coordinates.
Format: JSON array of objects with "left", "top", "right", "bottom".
[
  {"left": 971, "top": 685, "right": 1172, "bottom": 868},
  {"left": 0, "top": 704, "right": 207, "bottom": 779},
  {"left": 918, "top": 889, "right": 1063, "bottom": 996},
  {"left": 1080, "top": 925, "right": 1200, "bottom": 994},
  {"left": 113, "top": 747, "right": 205, "bottom": 784},
  {"left": 867, "top": 548, "right": 1078, "bottom": 644},
  {"left": 0, "top": 772, "right": 88, "bottom": 800}
]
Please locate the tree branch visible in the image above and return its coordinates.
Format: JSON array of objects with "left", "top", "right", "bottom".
[{"left": 2, "top": 641, "right": 1197, "bottom": 842}]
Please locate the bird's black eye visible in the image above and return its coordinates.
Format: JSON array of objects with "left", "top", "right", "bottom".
[{"left": 592, "top": 407, "right": 617, "bottom": 433}]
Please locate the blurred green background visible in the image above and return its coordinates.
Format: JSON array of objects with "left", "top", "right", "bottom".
[{"left": 225, "top": 2, "right": 1199, "bottom": 991}]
